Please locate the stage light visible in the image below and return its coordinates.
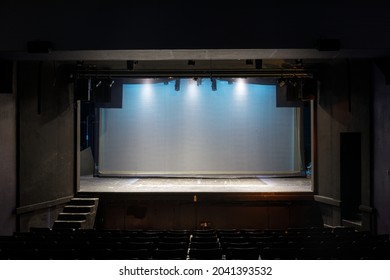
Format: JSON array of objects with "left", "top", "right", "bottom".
[
  {"left": 188, "top": 78, "right": 198, "bottom": 96},
  {"left": 108, "top": 79, "right": 115, "bottom": 87},
  {"left": 211, "top": 78, "right": 217, "bottom": 91},
  {"left": 95, "top": 80, "right": 102, "bottom": 87},
  {"left": 175, "top": 79, "right": 180, "bottom": 91},
  {"left": 277, "top": 78, "right": 286, "bottom": 88},
  {"left": 196, "top": 78, "right": 202, "bottom": 86},
  {"left": 235, "top": 78, "right": 247, "bottom": 95}
]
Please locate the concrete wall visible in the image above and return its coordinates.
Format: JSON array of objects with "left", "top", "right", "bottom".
[
  {"left": 315, "top": 59, "right": 372, "bottom": 229},
  {"left": 17, "top": 61, "right": 75, "bottom": 231},
  {"left": 372, "top": 64, "right": 390, "bottom": 234},
  {"left": 0, "top": 63, "right": 16, "bottom": 235}
]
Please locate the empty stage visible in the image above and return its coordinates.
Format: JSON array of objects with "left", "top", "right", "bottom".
[
  {"left": 79, "top": 176, "right": 312, "bottom": 193},
  {"left": 77, "top": 176, "right": 321, "bottom": 230}
]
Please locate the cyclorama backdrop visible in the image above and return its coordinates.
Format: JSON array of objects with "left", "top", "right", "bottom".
[{"left": 98, "top": 78, "right": 301, "bottom": 176}]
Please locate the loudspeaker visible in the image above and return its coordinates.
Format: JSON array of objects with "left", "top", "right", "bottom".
[
  {"left": 285, "top": 79, "right": 317, "bottom": 102},
  {"left": 276, "top": 83, "right": 301, "bottom": 107},
  {"left": 286, "top": 83, "right": 300, "bottom": 101},
  {"left": 0, "top": 60, "right": 13, "bottom": 93},
  {"left": 93, "top": 79, "right": 111, "bottom": 103},
  {"left": 74, "top": 78, "right": 90, "bottom": 101}
]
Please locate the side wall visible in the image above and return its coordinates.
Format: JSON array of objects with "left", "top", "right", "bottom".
[
  {"left": 315, "top": 59, "right": 372, "bottom": 230},
  {"left": 17, "top": 61, "right": 75, "bottom": 231},
  {"left": 372, "top": 63, "right": 390, "bottom": 234},
  {"left": 0, "top": 62, "right": 17, "bottom": 235}
]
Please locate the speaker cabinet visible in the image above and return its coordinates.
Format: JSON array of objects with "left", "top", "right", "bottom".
[{"left": 75, "top": 78, "right": 90, "bottom": 101}]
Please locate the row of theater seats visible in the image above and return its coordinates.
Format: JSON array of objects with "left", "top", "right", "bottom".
[{"left": 0, "top": 227, "right": 389, "bottom": 260}]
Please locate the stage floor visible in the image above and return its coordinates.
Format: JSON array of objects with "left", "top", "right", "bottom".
[{"left": 79, "top": 176, "right": 312, "bottom": 193}]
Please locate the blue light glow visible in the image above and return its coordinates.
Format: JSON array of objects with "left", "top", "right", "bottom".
[{"left": 99, "top": 78, "right": 298, "bottom": 175}]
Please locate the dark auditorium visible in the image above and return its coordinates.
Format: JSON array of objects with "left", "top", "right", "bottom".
[{"left": 1, "top": 1, "right": 390, "bottom": 261}]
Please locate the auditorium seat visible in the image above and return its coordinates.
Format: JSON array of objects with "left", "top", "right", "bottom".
[
  {"left": 189, "top": 241, "right": 221, "bottom": 249},
  {"left": 217, "top": 229, "right": 241, "bottom": 237},
  {"left": 160, "top": 236, "right": 190, "bottom": 244},
  {"left": 192, "top": 229, "right": 216, "bottom": 235},
  {"left": 29, "top": 227, "right": 52, "bottom": 233},
  {"left": 131, "top": 235, "right": 160, "bottom": 244},
  {"left": 241, "top": 229, "right": 267, "bottom": 234},
  {"left": 43, "top": 247, "right": 79, "bottom": 260},
  {"left": 157, "top": 241, "right": 188, "bottom": 250},
  {"left": 261, "top": 247, "right": 299, "bottom": 260},
  {"left": 298, "top": 246, "right": 340, "bottom": 260},
  {"left": 1, "top": 226, "right": 389, "bottom": 260},
  {"left": 122, "top": 241, "right": 155, "bottom": 251},
  {"left": 190, "top": 236, "right": 218, "bottom": 243},
  {"left": 166, "top": 230, "right": 191, "bottom": 237},
  {"left": 191, "top": 230, "right": 217, "bottom": 239},
  {"left": 112, "top": 248, "right": 153, "bottom": 260},
  {"left": 370, "top": 243, "right": 390, "bottom": 260},
  {"left": 153, "top": 248, "right": 188, "bottom": 260},
  {"left": 332, "top": 226, "right": 356, "bottom": 234},
  {"left": 337, "top": 245, "right": 373, "bottom": 260},
  {"left": 188, "top": 247, "right": 223, "bottom": 260},
  {"left": 225, "top": 247, "right": 260, "bottom": 260}
]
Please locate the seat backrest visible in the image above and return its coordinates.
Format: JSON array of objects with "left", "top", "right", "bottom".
[
  {"left": 188, "top": 247, "right": 223, "bottom": 260},
  {"left": 225, "top": 247, "right": 260, "bottom": 260}
]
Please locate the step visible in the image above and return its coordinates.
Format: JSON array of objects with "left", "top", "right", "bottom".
[
  {"left": 57, "top": 213, "right": 89, "bottom": 221},
  {"left": 63, "top": 205, "right": 95, "bottom": 213},
  {"left": 69, "top": 197, "right": 99, "bottom": 206}
]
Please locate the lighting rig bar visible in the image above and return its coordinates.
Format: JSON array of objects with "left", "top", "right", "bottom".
[{"left": 75, "top": 68, "right": 314, "bottom": 79}]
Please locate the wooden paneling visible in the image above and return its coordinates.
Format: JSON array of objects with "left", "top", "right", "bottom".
[{"left": 91, "top": 193, "right": 322, "bottom": 230}]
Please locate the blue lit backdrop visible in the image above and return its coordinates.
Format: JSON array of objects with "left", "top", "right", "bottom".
[{"left": 98, "top": 78, "right": 300, "bottom": 176}]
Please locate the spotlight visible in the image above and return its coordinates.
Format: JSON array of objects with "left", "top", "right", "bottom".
[
  {"left": 211, "top": 78, "right": 217, "bottom": 91},
  {"left": 95, "top": 80, "right": 102, "bottom": 87},
  {"left": 108, "top": 79, "right": 115, "bottom": 87},
  {"left": 277, "top": 78, "right": 286, "bottom": 88},
  {"left": 175, "top": 79, "right": 180, "bottom": 91},
  {"left": 196, "top": 78, "right": 202, "bottom": 86}
]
